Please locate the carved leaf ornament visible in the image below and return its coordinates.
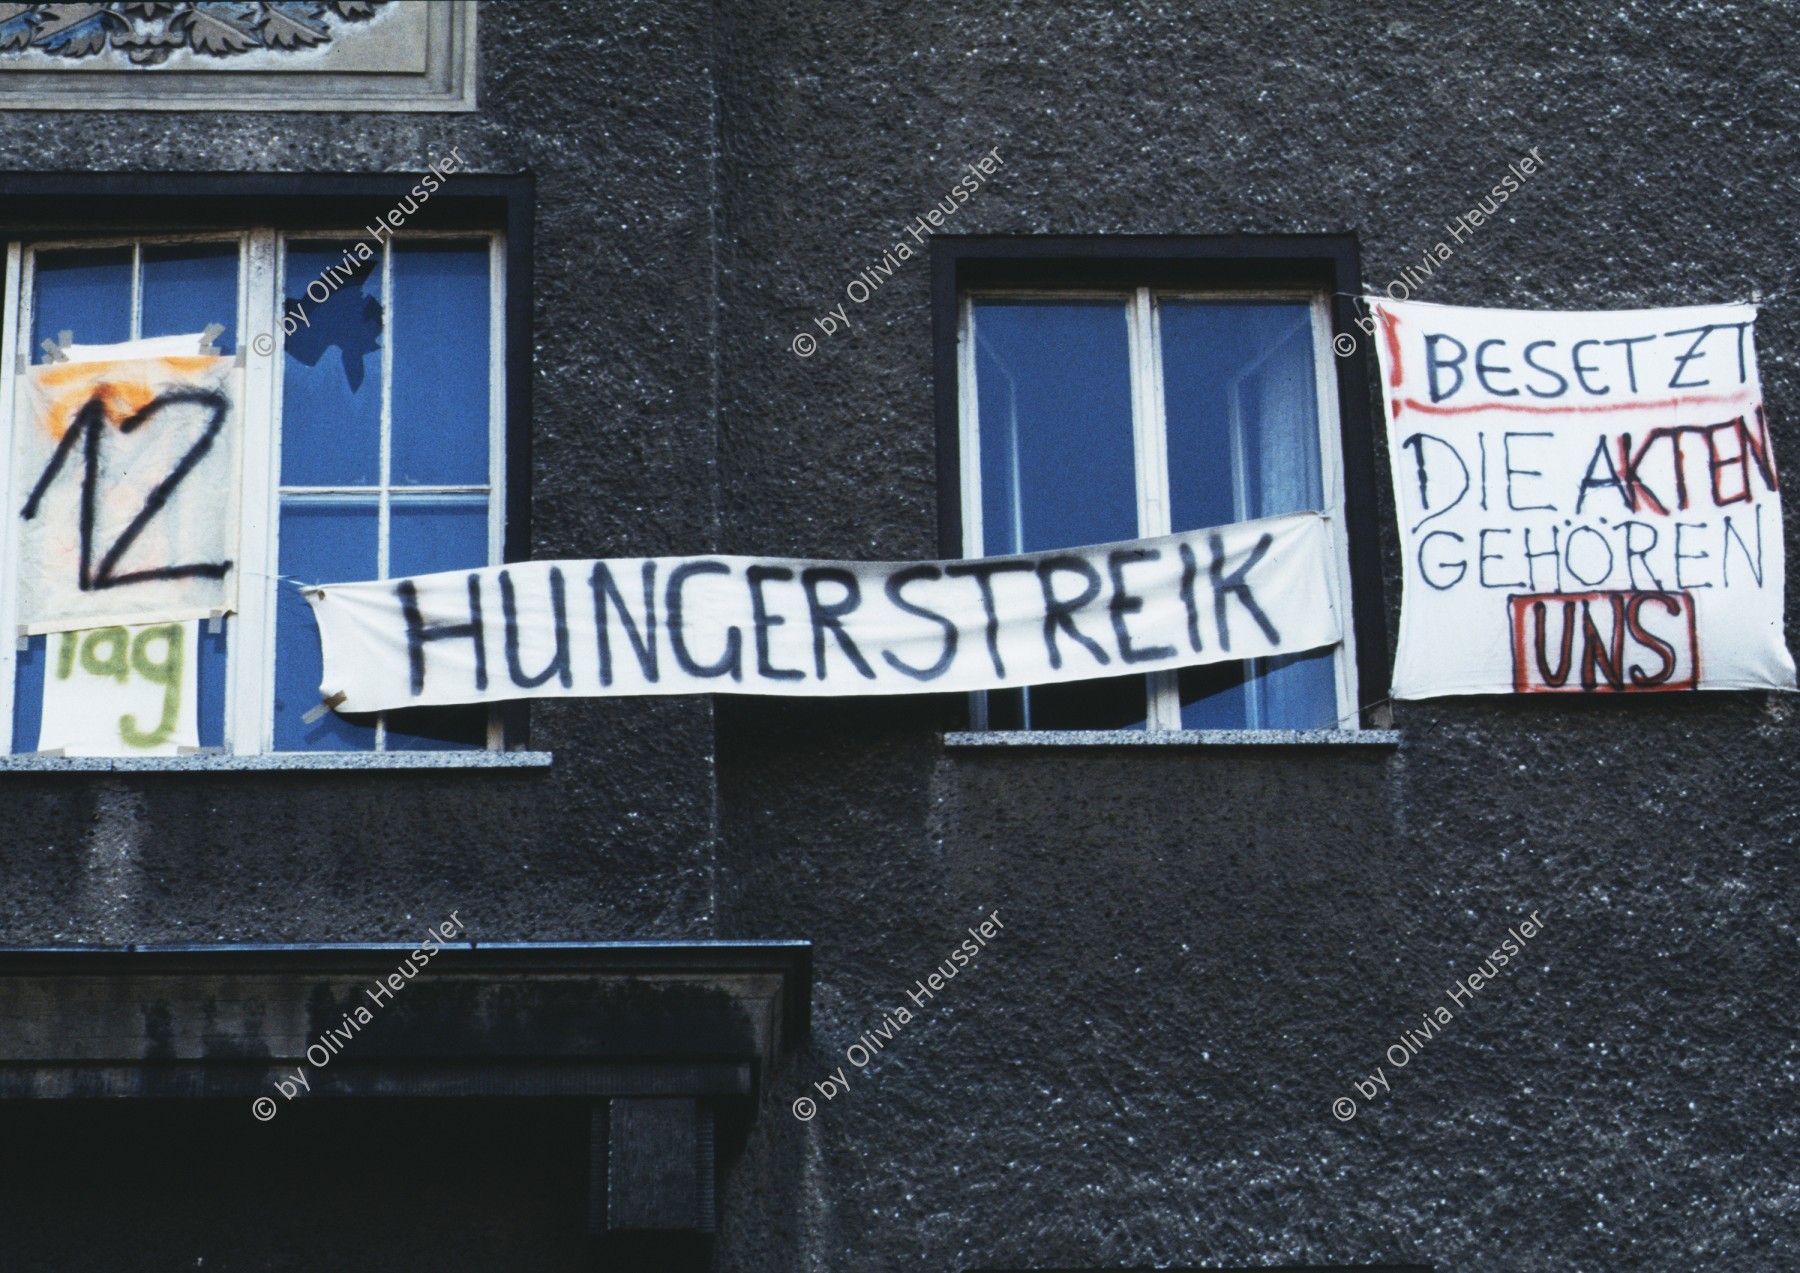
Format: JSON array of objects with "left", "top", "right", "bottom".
[{"left": 0, "top": 2, "right": 387, "bottom": 66}]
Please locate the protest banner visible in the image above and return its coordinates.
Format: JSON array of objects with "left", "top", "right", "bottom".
[
  {"left": 37, "top": 620, "right": 199, "bottom": 756},
  {"left": 1374, "top": 299, "right": 1792, "bottom": 696},
  {"left": 13, "top": 334, "right": 239, "bottom": 634},
  {"left": 305, "top": 511, "right": 1344, "bottom": 712}
]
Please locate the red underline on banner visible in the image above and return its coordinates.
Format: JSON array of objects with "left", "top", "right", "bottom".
[{"left": 1392, "top": 392, "right": 1756, "bottom": 417}]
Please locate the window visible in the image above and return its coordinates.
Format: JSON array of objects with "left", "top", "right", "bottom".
[
  {"left": 0, "top": 177, "right": 531, "bottom": 761},
  {"left": 937, "top": 237, "right": 1386, "bottom": 734}
]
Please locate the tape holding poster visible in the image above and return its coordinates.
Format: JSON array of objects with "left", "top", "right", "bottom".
[
  {"left": 12, "top": 335, "right": 240, "bottom": 634},
  {"left": 1374, "top": 298, "right": 1795, "bottom": 697},
  {"left": 306, "top": 511, "right": 1344, "bottom": 712}
]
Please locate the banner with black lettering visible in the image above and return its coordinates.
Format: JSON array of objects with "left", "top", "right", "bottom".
[
  {"left": 305, "top": 511, "right": 1342, "bottom": 711},
  {"left": 1373, "top": 298, "right": 1794, "bottom": 697}
]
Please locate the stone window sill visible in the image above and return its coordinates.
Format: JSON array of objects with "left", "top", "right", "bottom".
[
  {"left": 0, "top": 751, "right": 554, "bottom": 773},
  {"left": 944, "top": 729, "right": 1400, "bottom": 748}
]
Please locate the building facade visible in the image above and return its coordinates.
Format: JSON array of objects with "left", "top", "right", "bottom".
[{"left": 0, "top": 2, "right": 1793, "bottom": 1270}]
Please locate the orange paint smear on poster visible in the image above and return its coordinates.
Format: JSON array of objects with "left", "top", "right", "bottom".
[{"left": 32, "top": 356, "right": 221, "bottom": 440}]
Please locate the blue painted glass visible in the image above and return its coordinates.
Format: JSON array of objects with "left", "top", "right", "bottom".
[
  {"left": 280, "top": 240, "right": 383, "bottom": 486},
  {"left": 386, "top": 494, "right": 490, "bottom": 750},
  {"left": 971, "top": 299, "right": 1144, "bottom": 730},
  {"left": 972, "top": 299, "right": 1138, "bottom": 554},
  {"left": 1162, "top": 300, "right": 1321, "bottom": 529},
  {"left": 1160, "top": 299, "right": 1336, "bottom": 729},
  {"left": 196, "top": 623, "right": 228, "bottom": 749},
  {"left": 389, "top": 494, "right": 489, "bottom": 579},
  {"left": 16, "top": 249, "right": 128, "bottom": 751},
  {"left": 390, "top": 241, "right": 490, "bottom": 486},
  {"left": 141, "top": 242, "right": 239, "bottom": 353},
  {"left": 1177, "top": 647, "right": 1340, "bottom": 730},
  {"left": 273, "top": 497, "right": 378, "bottom": 751},
  {"left": 11, "top": 636, "right": 45, "bottom": 752},
  {"left": 31, "top": 247, "right": 131, "bottom": 350}
]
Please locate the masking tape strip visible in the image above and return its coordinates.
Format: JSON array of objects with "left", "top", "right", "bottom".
[{"left": 300, "top": 691, "right": 347, "bottom": 725}]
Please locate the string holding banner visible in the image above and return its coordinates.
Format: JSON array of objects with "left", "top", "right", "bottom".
[
  {"left": 1373, "top": 298, "right": 1794, "bottom": 697},
  {"left": 305, "top": 511, "right": 1345, "bottom": 713}
]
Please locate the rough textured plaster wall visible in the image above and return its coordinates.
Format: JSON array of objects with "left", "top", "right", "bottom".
[
  {"left": 0, "top": 0, "right": 726, "bottom": 945},
  {"left": 711, "top": 3, "right": 1800, "bottom": 1271},
  {"left": 0, "top": 0, "right": 1792, "bottom": 1268}
]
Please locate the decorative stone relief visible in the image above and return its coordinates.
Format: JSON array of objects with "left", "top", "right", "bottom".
[{"left": 0, "top": 0, "right": 474, "bottom": 111}]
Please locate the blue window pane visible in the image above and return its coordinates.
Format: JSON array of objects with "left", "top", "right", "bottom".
[
  {"left": 972, "top": 299, "right": 1138, "bottom": 554},
  {"left": 971, "top": 299, "right": 1144, "bottom": 730},
  {"left": 389, "top": 494, "right": 489, "bottom": 579},
  {"left": 1162, "top": 299, "right": 1334, "bottom": 730},
  {"left": 21, "top": 248, "right": 127, "bottom": 752},
  {"left": 280, "top": 240, "right": 383, "bottom": 486},
  {"left": 32, "top": 247, "right": 131, "bottom": 350},
  {"left": 11, "top": 636, "right": 45, "bottom": 753},
  {"left": 1162, "top": 300, "right": 1322, "bottom": 530},
  {"left": 386, "top": 495, "right": 490, "bottom": 750},
  {"left": 196, "top": 623, "right": 227, "bottom": 749},
  {"left": 391, "top": 241, "right": 490, "bottom": 486},
  {"left": 1179, "top": 648, "right": 1339, "bottom": 730},
  {"left": 142, "top": 243, "right": 239, "bottom": 353},
  {"left": 273, "top": 497, "right": 378, "bottom": 751}
]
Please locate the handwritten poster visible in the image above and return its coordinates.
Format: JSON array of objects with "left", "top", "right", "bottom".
[
  {"left": 37, "top": 620, "right": 200, "bottom": 756},
  {"left": 13, "top": 335, "right": 240, "bottom": 634},
  {"left": 1374, "top": 299, "right": 1794, "bottom": 697},
  {"left": 305, "top": 512, "right": 1344, "bottom": 712}
]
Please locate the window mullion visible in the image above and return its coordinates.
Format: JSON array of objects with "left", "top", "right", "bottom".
[
  {"left": 373, "top": 237, "right": 396, "bottom": 751},
  {"left": 1131, "top": 288, "right": 1179, "bottom": 730},
  {"left": 0, "top": 242, "right": 22, "bottom": 752},
  {"left": 233, "top": 230, "right": 280, "bottom": 754},
  {"left": 486, "top": 233, "right": 506, "bottom": 749},
  {"left": 129, "top": 241, "right": 142, "bottom": 342},
  {"left": 1309, "top": 292, "right": 1360, "bottom": 729},
  {"left": 1130, "top": 288, "right": 1171, "bottom": 538},
  {"left": 958, "top": 293, "right": 989, "bottom": 731}
]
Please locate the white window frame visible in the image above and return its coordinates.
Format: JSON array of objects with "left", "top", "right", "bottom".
[
  {"left": 957, "top": 285, "right": 1359, "bottom": 732},
  {"left": 0, "top": 227, "right": 509, "bottom": 758}
]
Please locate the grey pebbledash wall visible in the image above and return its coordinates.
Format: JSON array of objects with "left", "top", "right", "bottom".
[
  {"left": 714, "top": 4, "right": 1799, "bottom": 1271},
  {"left": 0, "top": 2, "right": 1796, "bottom": 1271}
]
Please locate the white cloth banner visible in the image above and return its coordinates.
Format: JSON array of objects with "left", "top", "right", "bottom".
[
  {"left": 12, "top": 335, "right": 240, "bottom": 634},
  {"left": 38, "top": 620, "right": 200, "bottom": 756},
  {"left": 306, "top": 511, "right": 1344, "bottom": 712},
  {"left": 1374, "top": 298, "right": 1794, "bottom": 697}
]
